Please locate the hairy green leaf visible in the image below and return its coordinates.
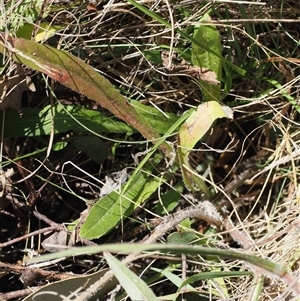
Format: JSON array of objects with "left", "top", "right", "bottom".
[{"left": 80, "top": 154, "right": 162, "bottom": 239}]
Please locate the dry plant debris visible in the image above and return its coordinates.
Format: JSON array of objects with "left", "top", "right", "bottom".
[{"left": 0, "top": 0, "right": 299, "bottom": 300}]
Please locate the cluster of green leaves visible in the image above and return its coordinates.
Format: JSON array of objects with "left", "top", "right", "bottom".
[{"left": 0, "top": 4, "right": 234, "bottom": 240}]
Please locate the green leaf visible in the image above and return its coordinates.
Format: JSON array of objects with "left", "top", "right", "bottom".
[
  {"left": 27, "top": 243, "right": 289, "bottom": 280},
  {"left": 192, "top": 12, "right": 222, "bottom": 101},
  {"left": 142, "top": 50, "right": 163, "bottom": 64},
  {"left": 154, "top": 183, "right": 183, "bottom": 214},
  {"left": 151, "top": 267, "right": 195, "bottom": 291},
  {"left": 80, "top": 154, "right": 162, "bottom": 239},
  {"left": 52, "top": 141, "right": 68, "bottom": 151},
  {"left": 178, "top": 271, "right": 252, "bottom": 294},
  {"left": 126, "top": 0, "right": 245, "bottom": 75},
  {"left": 0, "top": 35, "right": 172, "bottom": 156},
  {"left": 177, "top": 101, "right": 233, "bottom": 193},
  {"left": 0, "top": 102, "right": 179, "bottom": 138},
  {"left": 104, "top": 252, "right": 158, "bottom": 301},
  {"left": 0, "top": 103, "right": 134, "bottom": 138},
  {"left": 132, "top": 99, "right": 179, "bottom": 134},
  {"left": 167, "top": 232, "right": 200, "bottom": 245},
  {"left": 16, "top": 23, "right": 63, "bottom": 42}
]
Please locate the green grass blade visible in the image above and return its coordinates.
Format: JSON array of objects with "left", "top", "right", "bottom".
[
  {"left": 27, "top": 243, "right": 290, "bottom": 280},
  {"left": 104, "top": 252, "right": 158, "bottom": 301}
]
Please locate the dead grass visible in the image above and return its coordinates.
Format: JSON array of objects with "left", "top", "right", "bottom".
[{"left": 0, "top": 0, "right": 299, "bottom": 300}]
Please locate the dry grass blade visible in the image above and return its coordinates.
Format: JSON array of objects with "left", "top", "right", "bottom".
[{"left": 0, "top": 0, "right": 299, "bottom": 300}]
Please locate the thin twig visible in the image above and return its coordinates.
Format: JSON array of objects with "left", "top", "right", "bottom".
[{"left": 0, "top": 226, "right": 59, "bottom": 248}]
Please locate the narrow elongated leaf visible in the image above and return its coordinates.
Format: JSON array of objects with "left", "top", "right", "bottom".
[
  {"left": 27, "top": 243, "right": 290, "bottom": 281},
  {"left": 178, "top": 271, "right": 252, "bottom": 293},
  {"left": 0, "top": 101, "right": 179, "bottom": 138},
  {"left": 0, "top": 34, "right": 172, "bottom": 156},
  {"left": 104, "top": 252, "right": 158, "bottom": 301},
  {"left": 0, "top": 103, "right": 134, "bottom": 138},
  {"left": 80, "top": 154, "right": 162, "bottom": 239},
  {"left": 192, "top": 12, "right": 222, "bottom": 101}
]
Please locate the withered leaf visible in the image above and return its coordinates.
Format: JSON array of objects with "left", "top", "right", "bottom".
[
  {"left": 42, "top": 231, "right": 69, "bottom": 253},
  {"left": 161, "top": 51, "right": 220, "bottom": 85}
]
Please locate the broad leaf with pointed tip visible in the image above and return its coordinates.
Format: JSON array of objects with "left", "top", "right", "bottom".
[{"left": 80, "top": 154, "right": 162, "bottom": 239}]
